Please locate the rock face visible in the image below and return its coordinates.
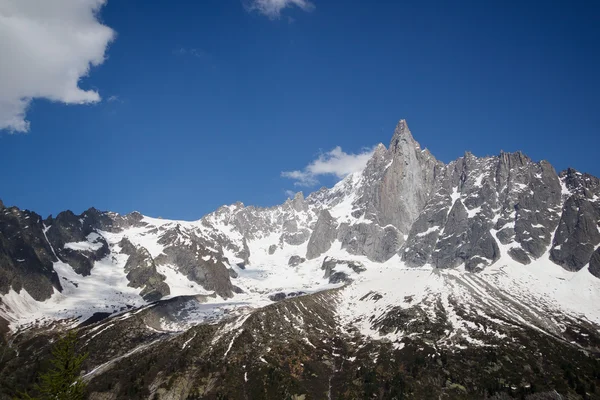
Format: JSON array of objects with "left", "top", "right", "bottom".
[
  {"left": 153, "top": 225, "right": 235, "bottom": 298},
  {"left": 46, "top": 210, "right": 110, "bottom": 276},
  {"left": 0, "top": 205, "right": 237, "bottom": 305},
  {"left": 401, "top": 149, "right": 565, "bottom": 271},
  {"left": 589, "top": 247, "right": 600, "bottom": 278},
  {"left": 321, "top": 257, "right": 366, "bottom": 283},
  {"left": 119, "top": 238, "right": 170, "bottom": 302},
  {"left": 0, "top": 206, "right": 60, "bottom": 301},
  {"left": 550, "top": 169, "right": 600, "bottom": 272},
  {"left": 368, "top": 120, "right": 442, "bottom": 234},
  {"left": 337, "top": 222, "right": 401, "bottom": 262},
  {"left": 306, "top": 210, "right": 337, "bottom": 260},
  {"left": 288, "top": 255, "right": 305, "bottom": 267}
]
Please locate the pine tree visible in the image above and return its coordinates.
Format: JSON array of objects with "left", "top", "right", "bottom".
[{"left": 17, "top": 330, "right": 88, "bottom": 400}]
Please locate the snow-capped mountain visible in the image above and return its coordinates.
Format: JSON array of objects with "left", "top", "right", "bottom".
[{"left": 1, "top": 120, "right": 600, "bottom": 399}]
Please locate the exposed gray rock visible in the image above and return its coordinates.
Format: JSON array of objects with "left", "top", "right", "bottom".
[
  {"left": 402, "top": 149, "right": 559, "bottom": 270},
  {"left": 288, "top": 255, "right": 305, "bottom": 267},
  {"left": 355, "top": 120, "right": 442, "bottom": 235},
  {"left": 328, "top": 271, "right": 351, "bottom": 284},
  {"left": 508, "top": 247, "right": 531, "bottom": 265},
  {"left": 232, "top": 285, "right": 244, "bottom": 294},
  {"left": 119, "top": 238, "right": 170, "bottom": 302},
  {"left": 268, "top": 244, "right": 277, "bottom": 255},
  {"left": 306, "top": 210, "right": 337, "bottom": 259},
  {"left": 548, "top": 168, "right": 600, "bottom": 272},
  {"left": 337, "top": 222, "right": 401, "bottom": 262},
  {"left": 138, "top": 294, "right": 216, "bottom": 330},
  {"left": 588, "top": 247, "right": 600, "bottom": 278},
  {"left": 550, "top": 196, "right": 600, "bottom": 271},
  {"left": 289, "top": 192, "right": 308, "bottom": 212},
  {"left": 228, "top": 268, "right": 238, "bottom": 279},
  {"left": 431, "top": 200, "right": 470, "bottom": 269},
  {"left": 561, "top": 167, "right": 600, "bottom": 199},
  {"left": 239, "top": 237, "right": 251, "bottom": 265},
  {"left": 268, "top": 291, "right": 306, "bottom": 302},
  {"left": 46, "top": 210, "right": 110, "bottom": 276},
  {"left": 0, "top": 207, "right": 61, "bottom": 301},
  {"left": 280, "top": 217, "right": 311, "bottom": 246},
  {"left": 155, "top": 228, "right": 234, "bottom": 298},
  {"left": 321, "top": 257, "right": 366, "bottom": 283},
  {"left": 78, "top": 208, "right": 147, "bottom": 234}
]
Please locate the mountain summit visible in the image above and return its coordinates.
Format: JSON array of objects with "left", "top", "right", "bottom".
[{"left": 1, "top": 120, "right": 600, "bottom": 399}]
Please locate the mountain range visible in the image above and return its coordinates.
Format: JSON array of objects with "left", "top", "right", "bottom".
[{"left": 1, "top": 120, "right": 600, "bottom": 399}]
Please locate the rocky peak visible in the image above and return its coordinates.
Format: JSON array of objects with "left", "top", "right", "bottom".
[
  {"left": 561, "top": 168, "right": 600, "bottom": 199},
  {"left": 373, "top": 120, "right": 442, "bottom": 233},
  {"left": 290, "top": 192, "right": 307, "bottom": 212},
  {"left": 0, "top": 199, "right": 4, "bottom": 209},
  {"left": 362, "top": 143, "right": 390, "bottom": 180},
  {"left": 388, "top": 119, "right": 415, "bottom": 152},
  {"left": 373, "top": 142, "right": 387, "bottom": 156},
  {"left": 306, "top": 210, "right": 337, "bottom": 259},
  {"left": 498, "top": 150, "right": 530, "bottom": 169}
]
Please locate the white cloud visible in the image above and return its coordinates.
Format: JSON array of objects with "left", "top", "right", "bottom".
[
  {"left": 245, "top": 0, "right": 315, "bottom": 19},
  {"left": 0, "top": 0, "right": 115, "bottom": 132},
  {"left": 284, "top": 189, "right": 297, "bottom": 198},
  {"left": 282, "top": 146, "right": 376, "bottom": 186}
]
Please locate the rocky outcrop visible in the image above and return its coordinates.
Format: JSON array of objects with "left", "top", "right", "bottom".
[
  {"left": 589, "top": 248, "right": 600, "bottom": 278},
  {"left": 337, "top": 222, "right": 401, "bottom": 262},
  {"left": 288, "top": 255, "right": 305, "bottom": 267},
  {"left": 550, "top": 197, "right": 600, "bottom": 271},
  {"left": 356, "top": 120, "right": 442, "bottom": 234},
  {"left": 0, "top": 203, "right": 239, "bottom": 305},
  {"left": 321, "top": 257, "right": 366, "bottom": 283},
  {"left": 402, "top": 149, "right": 563, "bottom": 271},
  {"left": 550, "top": 169, "right": 600, "bottom": 272},
  {"left": 280, "top": 217, "right": 310, "bottom": 246},
  {"left": 119, "top": 238, "right": 170, "bottom": 302},
  {"left": 45, "top": 210, "right": 110, "bottom": 276},
  {"left": 0, "top": 206, "right": 60, "bottom": 301},
  {"left": 268, "top": 244, "right": 277, "bottom": 255},
  {"left": 155, "top": 227, "right": 234, "bottom": 298},
  {"left": 268, "top": 291, "right": 306, "bottom": 301},
  {"left": 306, "top": 210, "right": 337, "bottom": 260}
]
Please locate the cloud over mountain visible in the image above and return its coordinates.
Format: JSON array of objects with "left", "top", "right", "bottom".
[{"left": 282, "top": 145, "right": 376, "bottom": 186}]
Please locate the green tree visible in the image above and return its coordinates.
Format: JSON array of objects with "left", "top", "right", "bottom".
[{"left": 17, "top": 330, "right": 88, "bottom": 400}]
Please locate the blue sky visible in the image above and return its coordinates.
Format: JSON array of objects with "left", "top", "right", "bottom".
[{"left": 0, "top": 0, "right": 598, "bottom": 220}]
